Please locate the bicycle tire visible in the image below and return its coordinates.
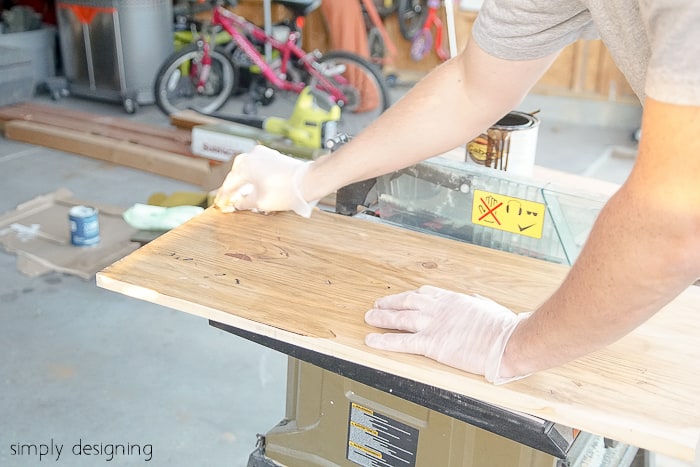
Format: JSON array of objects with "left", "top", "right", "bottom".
[
  {"left": 154, "top": 43, "right": 238, "bottom": 116},
  {"left": 314, "top": 50, "right": 392, "bottom": 137},
  {"left": 397, "top": 0, "right": 428, "bottom": 40}
]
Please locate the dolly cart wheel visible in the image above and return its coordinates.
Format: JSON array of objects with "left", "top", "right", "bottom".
[
  {"left": 45, "top": 77, "right": 70, "bottom": 101},
  {"left": 122, "top": 92, "right": 139, "bottom": 114}
]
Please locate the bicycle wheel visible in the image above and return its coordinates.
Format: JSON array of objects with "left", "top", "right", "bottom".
[
  {"left": 397, "top": 0, "right": 428, "bottom": 40},
  {"left": 154, "top": 43, "right": 238, "bottom": 115},
  {"left": 314, "top": 51, "right": 391, "bottom": 137}
]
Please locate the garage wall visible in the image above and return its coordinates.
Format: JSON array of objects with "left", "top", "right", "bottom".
[{"left": 231, "top": 1, "right": 638, "bottom": 103}]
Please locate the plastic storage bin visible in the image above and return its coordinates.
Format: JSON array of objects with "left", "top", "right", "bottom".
[
  {"left": 0, "top": 25, "right": 57, "bottom": 89},
  {"left": 55, "top": 0, "right": 173, "bottom": 113},
  {"left": 0, "top": 46, "right": 34, "bottom": 106}
]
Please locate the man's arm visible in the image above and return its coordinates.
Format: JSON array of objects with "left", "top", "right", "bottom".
[
  {"left": 363, "top": 97, "right": 700, "bottom": 383},
  {"left": 216, "top": 37, "right": 558, "bottom": 214},
  {"left": 300, "top": 38, "right": 559, "bottom": 201},
  {"left": 500, "top": 97, "right": 700, "bottom": 377}
]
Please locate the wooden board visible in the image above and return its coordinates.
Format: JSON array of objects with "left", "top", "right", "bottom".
[
  {"left": 0, "top": 103, "right": 193, "bottom": 152},
  {"left": 96, "top": 208, "right": 700, "bottom": 462},
  {"left": 4, "top": 121, "right": 232, "bottom": 191},
  {"left": 0, "top": 103, "right": 234, "bottom": 190}
]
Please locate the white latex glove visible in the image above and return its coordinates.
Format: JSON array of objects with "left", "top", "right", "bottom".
[
  {"left": 364, "top": 285, "right": 531, "bottom": 384},
  {"left": 214, "top": 145, "right": 318, "bottom": 218}
]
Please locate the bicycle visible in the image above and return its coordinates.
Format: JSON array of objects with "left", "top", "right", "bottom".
[
  {"left": 360, "top": 0, "right": 398, "bottom": 68},
  {"left": 154, "top": 0, "right": 391, "bottom": 137},
  {"left": 172, "top": 1, "right": 233, "bottom": 51},
  {"left": 409, "top": 0, "right": 448, "bottom": 61}
]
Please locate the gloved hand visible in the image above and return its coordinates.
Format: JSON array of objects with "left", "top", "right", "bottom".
[
  {"left": 364, "top": 285, "right": 530, "bottom": 384},
  {"left": 213, "top": 145, "right": 318, "bottom": 218}
]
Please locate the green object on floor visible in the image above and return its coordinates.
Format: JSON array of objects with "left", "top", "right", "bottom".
[{"left": 123, "top": 204, "right": 204, "bottom": 231}]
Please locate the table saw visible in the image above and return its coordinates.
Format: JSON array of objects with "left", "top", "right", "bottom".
[{"left": 97, "top": 154, "right": 700, "bottom": 467}]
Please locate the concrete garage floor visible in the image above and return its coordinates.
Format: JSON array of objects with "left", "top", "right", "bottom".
[{"left": 0, "top": 88, "right": 690, "bottom": 467}]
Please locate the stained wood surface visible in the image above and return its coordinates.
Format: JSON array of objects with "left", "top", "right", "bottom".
[{"left": 97, "top": 208, "right": 700, "bottom": 462}]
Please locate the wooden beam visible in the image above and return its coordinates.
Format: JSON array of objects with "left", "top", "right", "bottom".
[{"left": 5, "top": 121, "right": 231, "bottom": 190}]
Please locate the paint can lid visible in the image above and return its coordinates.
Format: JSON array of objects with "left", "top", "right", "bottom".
[
  {"left": 69, "top": 205, "right": 98, "bottom": 217},
  {"left": 493, "top": 111, "right": 539, "bottom": 130}
]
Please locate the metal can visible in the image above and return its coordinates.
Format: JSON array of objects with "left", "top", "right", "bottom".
[
  {"left": 466, "top": 111, "right": 540, "bottom": 177},
  {"left": 69, "top": 205, "right": 100, "bottom": 246}
]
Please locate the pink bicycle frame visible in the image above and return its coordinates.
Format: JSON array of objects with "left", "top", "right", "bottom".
[
  {"left": 422, "top": 0, "right": 448, "bottom": 61},
  {"left": 209, "top": 6, "right": 352, "bottom": 103}
]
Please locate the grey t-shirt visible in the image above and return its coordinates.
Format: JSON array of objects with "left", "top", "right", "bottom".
[{"left": 472, "top": 0, "right": 700, "bottom": 106}]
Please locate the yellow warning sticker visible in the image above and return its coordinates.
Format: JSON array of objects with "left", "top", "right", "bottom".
[
  {"left": 351, "top": 403, "right": 373, "bottom": 416},
  {"left": 349, "top": 441, "right": 382, "bottom": 459},
  {"left": 471, "top": 189, "right": 545, "bottom": 239},
  {"left": 351, "top": 421, "right": 378, "bottom": 436}
]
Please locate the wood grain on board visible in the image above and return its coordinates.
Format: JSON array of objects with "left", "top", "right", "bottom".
[{"left": 96, "top": 207, "right": 700, "bottom": 462}]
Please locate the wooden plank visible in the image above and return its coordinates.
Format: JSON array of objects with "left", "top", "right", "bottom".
[
  {"left": 4, "top": 121, "right": 231, "bottom": 190},
  {"left": 0, "top": 104, "right": 195, "bottom": 157},
  {"left": 0, "top": 102, "right": 190, "bottom": 143},
  {"left": 169, "top": 110, "right": 227, "bottom": 131},
  {"left": 96, "top": 207, "right": 700, "bottom": 462},
  {"left": 0, "top": 107, "right": 191, "bottom": 157}
]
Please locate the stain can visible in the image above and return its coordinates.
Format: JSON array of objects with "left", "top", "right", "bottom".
[
  {"left": 69, "top": 205, "right": 100, "bottom": 246},
  {"left": 466, "top": 111, "right": 540, "bottom": 177}
]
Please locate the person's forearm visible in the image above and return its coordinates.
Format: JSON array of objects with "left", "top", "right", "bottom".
[
  {"left": 501, "top": 185, "right": 698, "bottom": 376},
  {"left": 301, "top": 39, "right": 559, "bottom": 202},
  {"left": 500, "top": 98, "right": 700, "bottom": 377}
]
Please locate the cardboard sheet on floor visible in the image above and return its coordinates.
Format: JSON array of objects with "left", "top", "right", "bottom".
[{"left": 0, "top": 188, "right": 138, "bottom": 280}]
